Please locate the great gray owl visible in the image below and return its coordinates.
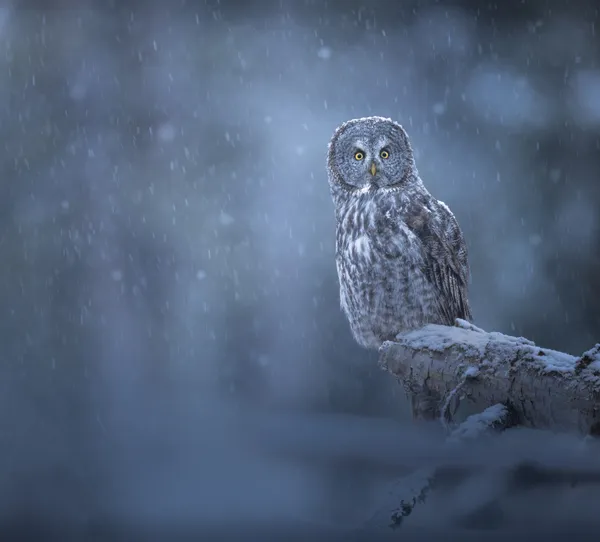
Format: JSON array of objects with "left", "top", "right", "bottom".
[{"left": 326, "top": 116, "right": 472, "bottom": 349}]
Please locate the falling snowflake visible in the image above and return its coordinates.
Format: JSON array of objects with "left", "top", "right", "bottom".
[{"left": 317, "top": 46, "right": 332, "bottom": 60}]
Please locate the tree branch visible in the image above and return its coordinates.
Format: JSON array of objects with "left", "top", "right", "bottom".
[
  {"left": 364, "top": 404, "right": 514, "bottom": 530},
  {"left": 379, "top": 319, "right": 600, "bottom": 435}
]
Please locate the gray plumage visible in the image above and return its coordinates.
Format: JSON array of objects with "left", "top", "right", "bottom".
[{"left": 326, "top": 116, "right": 472, "bottom": 349}]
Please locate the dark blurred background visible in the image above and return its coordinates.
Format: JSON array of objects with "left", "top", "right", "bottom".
[{"left": 1, "top": 0, "right": 600, "bottom": 536}]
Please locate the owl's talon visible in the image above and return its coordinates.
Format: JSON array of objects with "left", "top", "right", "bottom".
[{"left": 455, "top": 318, "right": 484, "bottom": 333}]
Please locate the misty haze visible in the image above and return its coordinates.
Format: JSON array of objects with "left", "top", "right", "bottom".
[{"left": 1, "top": 0, "right": 599, "bottom": 538}]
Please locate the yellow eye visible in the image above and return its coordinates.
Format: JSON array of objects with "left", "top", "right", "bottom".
[
  {"left": 354, "top": 151, "right": 364, "bottom": 161},
  {"left": 380, "top": 150, "right": 390, "bottom": 159}
]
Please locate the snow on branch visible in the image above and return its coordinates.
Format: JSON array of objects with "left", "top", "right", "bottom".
[
  {"left": 379, "top": 319, "right": 600, "bottom": 435},
  {"left": 364, "top": 404, "right": 514, "bottom": 530}
]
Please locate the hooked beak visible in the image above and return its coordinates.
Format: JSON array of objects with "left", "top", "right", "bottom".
[{"left": 369, "top": 162, "right": 377, "bottom": 176}]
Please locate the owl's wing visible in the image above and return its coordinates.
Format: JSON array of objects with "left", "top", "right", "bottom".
[{"left": 404, "top": 196, "right": 472, "bottom": 324}]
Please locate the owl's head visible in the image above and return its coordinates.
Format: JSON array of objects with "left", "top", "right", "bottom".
[{"left": 327, "top": 116, "right": 416, "bottom": 193}]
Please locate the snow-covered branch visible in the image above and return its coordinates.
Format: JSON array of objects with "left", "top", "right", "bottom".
[
  {"left": 379, "top": 319, "right": 600, "bottom": 435},
  {"left": 367, "top": 325, "right": 600, "bottom": 529},
  {"left": 364, "top": 404, "right": 514, "bottom": 530}
]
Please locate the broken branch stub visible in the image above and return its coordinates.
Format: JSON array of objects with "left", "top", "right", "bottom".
[{"left": 378, "top": 320, "right": 600, "bottom": 435}]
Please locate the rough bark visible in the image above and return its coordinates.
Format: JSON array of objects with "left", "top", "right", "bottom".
[{"left": 379, "top": 319, "right": 600, "bottom": 436}]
